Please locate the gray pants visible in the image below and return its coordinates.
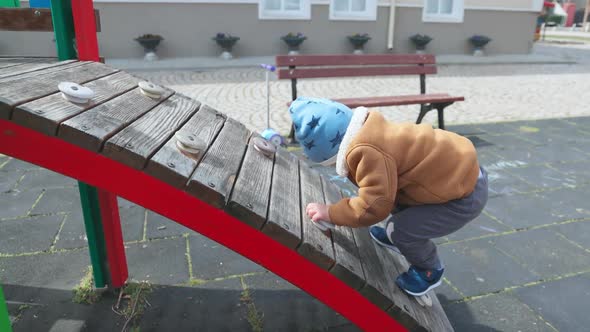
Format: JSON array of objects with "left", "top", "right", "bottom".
[{"left": 387, "top": 167, "right": 489, "bottom": 270}]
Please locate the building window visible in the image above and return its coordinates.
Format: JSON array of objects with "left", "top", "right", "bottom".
[
  {"left": 330, "top": 0, "right": 377, "bottom": 21},
  {"left": 259, "top": 0, "right": 311, "bottom": 20},
  {"left": 423, "top": 0, "right": 464, "bottom": 23}
]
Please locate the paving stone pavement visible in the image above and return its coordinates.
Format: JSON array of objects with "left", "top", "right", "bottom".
[{"left": 1, "top": 115, "right": 589, "bottom": 331}]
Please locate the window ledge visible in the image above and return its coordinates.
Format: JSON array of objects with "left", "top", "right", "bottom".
[
  {"left": 422, "top": 14, "right": 464, "bottom": 23},
  {"left": 329, "top": 14, "right": 377, "bottom": 21}
]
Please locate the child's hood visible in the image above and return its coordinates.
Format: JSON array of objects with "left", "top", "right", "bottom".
[{"left": 335, "top": 106, "right": 369, "bottom": 177}]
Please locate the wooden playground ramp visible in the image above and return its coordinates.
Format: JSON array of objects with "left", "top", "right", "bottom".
[{"left": 0, "top": 57, "right": 453, "bottom": 332}]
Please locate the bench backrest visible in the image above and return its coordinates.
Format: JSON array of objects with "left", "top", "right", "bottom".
[
  {"left": 276, "top": 54, "right": 436, "bottom": 100},
  {"left": 275, "top": 54, "right": 437, "bottom": 80}
]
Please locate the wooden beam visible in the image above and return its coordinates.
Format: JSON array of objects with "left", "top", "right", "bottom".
[{"left": 0, "top": 8, "right": 100, "bottom": 32}]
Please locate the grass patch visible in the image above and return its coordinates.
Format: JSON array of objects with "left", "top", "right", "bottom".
[
  {"left": 113, "top": 281, "right": 153, "bottom": 332},
  {"left": 72, "top": 267, "right": 101, "bottom": 304},
  {"left": 240, "top": 287, "right": 264, "bottom": 332}
]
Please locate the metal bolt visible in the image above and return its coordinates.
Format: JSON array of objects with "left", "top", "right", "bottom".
[
  {"left": 71, "top": 86, "right": 79, "bottom": 91},
  {"left": 126, "top": 143, "right": 133, "bottom": 148},
  {"left": 208, "top": 182, "right": 215, "bottom": 188},
  {"left": 282, "top": 223, "right": 290, "bottom": 230},
  {"left": 81, "top": 125, "right": 89, "bottom": 130},
  {"left": 317, "top": 244, "right": 323, "bottom": 251},
  {"left": 34, "top": 110, "right": 44, "bottom": 114},
  {"left": 167, "top": 162, "right": 175, "bottom": 168},
  {"left": 246, "top": 203, "right": 253, "bottom": 209},
  {"left": 188, "top": 135, "right": 194, "bottom": 141},
  {"left": 34, "top": 10, "right": 41, "bottom": 17},
  {"left": 403, "top": 305, "right": 410, "bottom": 312}
]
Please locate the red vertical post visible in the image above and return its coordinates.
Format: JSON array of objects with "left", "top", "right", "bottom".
[
  {"left": 98, "top": 189, "right": 128, "bottom": 288},
  {"left": 71, "top": 0, "right": 99, "bottom": 62},
  {"left": 71, "top": 0, "right": 128, "bottom": 288}
]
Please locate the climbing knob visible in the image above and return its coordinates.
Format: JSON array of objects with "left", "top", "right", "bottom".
[
  {"left": 58, "top": 82, "right": 95, "bottom": 104},
  {"left": 175, "top": 131, "right": 206, "bottom": 157},
  {"left": 138, "top": 81, "right": 165, "bottom": 99},
  {"left": 252, "top": 136, "right": 276, "bottom": 158}
]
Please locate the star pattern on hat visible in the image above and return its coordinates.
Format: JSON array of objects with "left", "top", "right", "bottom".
[
  {"left": 304, "top": 140, "right": 316, "bottom": 150},
  {"left": 330, "top": 130, "right": 344, "bottom": 148},
  {"left": 307, "top": 115, "right": 321, "bottom": 130}
]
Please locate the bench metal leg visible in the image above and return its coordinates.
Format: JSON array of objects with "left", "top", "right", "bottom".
[
  {"left": 0, "top": 285, "right": 11, "bottom": 332},
  {"left": 437, "top": 108, "right": 445, "bottom": 130},
  {"left": 416, "top": 104, "right": 432, "bottom": 124},
  {"left": 432, "top": 102, "right": 454, "bottom": 130}
]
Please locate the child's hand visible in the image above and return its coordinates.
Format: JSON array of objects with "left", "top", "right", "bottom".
[{"left": 306, "top": 203, "right": 330, "bottom": 223}]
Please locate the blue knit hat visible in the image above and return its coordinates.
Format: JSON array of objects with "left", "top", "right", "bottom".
[{"left": 289, "top": 97, "right": 353, "bottom": 163}]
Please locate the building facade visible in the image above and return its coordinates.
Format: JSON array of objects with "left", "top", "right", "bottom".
[{"left": 0, "top": 0, "right": 544, "bottom": 58}]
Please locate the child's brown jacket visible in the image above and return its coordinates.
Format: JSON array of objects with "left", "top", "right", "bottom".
[{"left": 328, "top": 109, "right": 480, "bottom": 227}]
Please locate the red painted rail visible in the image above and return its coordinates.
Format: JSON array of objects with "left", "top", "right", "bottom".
[{"left": 0, "top": 119, "right": 407, "bottom": 332}]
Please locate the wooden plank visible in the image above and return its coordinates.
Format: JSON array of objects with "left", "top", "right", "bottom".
[
  {"left": 0, "top": 60, "right": 77, "bottom": 83},
  {"left": 390, "top": 252, "right": 454, "bottom": 332},
  {"left": 373, "top": 246, "right": 424, "bottom": 331},
  {"left": 276, "top": 54, "right": 436, "bottom": 67},
  {"left": 262, "top": 147, "right": 302, "bottom": 249},
  {"left": 226, "top": 135, "right": 275, "bottom": 229},
  {"left": 58, "top": 87, "right": 174, "bottom": 152},
  {"left": 102, "top": 94, "right": 200, "bottom": 170},
  {"left": 322, "top": 177, "right": 366, "bottom": 290},
  {"left": 0, "top": 8, "right": 101, "bottom": 32},
  {"left": 297, "top": 162, "right": 336, "bottom": 270},
  {"left": 0, "top": 61, "right": 112, "bottom": 120},
  {"left": 0, "top": 8, "right": 53, "bottom": 31},
  {"left": 351, "top": 226, "right": 394, "bottom": 310},
  {"left": 334, "top": 94, "right": 465, "bottom": 109},
  {"left": 0, "top": 57, "right": 40, "bottom": 69},
  {"left": 186, "top": 118, "right": 250, "bottom": 209},
  {"left": 13, "top": 71, "right": 139, "bottom": 136},
  {"left": 0, "top": 59, "right": 75, "bottom": 80},
  {"left": 278, "top": 66, "right": 437, "bottom": 80},
  {"left": 145, "top": 104, "right": 226, "bottom": 188}
]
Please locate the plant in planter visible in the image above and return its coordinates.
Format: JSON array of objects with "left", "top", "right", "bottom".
[
  {"left": 409, "top": 34, "right": 433, "bottom": 54},
  {"left": 135, "top": 34, "right": 164, "bottom": 61},
  {"left": 212, "top": 33, "right": 240, "bottom": 60},
  {"left": 468, "top": 35, "right": 491, "bottom": 57},
  {"left": 281, "top": 32, "right": 307, "bottom": 55},
  {"left": 347, "top": 33, "right": 371, "bottom": 54}
]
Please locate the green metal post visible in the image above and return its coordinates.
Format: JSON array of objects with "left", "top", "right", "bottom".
[
  {"left": 0, "top": 0, "right": 19, "bottom": 8},
  {"left": 0, "top": 285, "right": 11, "bottom": 332},
  {"left": 78, "top": 183, "right": 108, "bottom": 287},
  {"left": 50, "top": 0, "right": 108, "bottom": 287},
  {"left": 49, "top": 0, "right": 76, "bottom": 60}
]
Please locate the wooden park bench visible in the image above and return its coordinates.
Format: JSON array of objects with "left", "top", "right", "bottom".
[
  {"left": 276, "top": 54, "right": 464, "bottom": 138},
  {"left": 0, "top": 57, "right": 454, "bottom": 332}
]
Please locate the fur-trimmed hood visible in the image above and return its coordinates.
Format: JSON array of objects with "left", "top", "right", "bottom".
[{"left": 335, "top": 106, "right": 369, "bottom": 177}]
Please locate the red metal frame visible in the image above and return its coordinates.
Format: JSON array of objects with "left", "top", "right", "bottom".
[
  {"left": 0, "top": 119, "right": 407, "bottom": 331},
  {"left": 71, "top": 0, "right": 100, "bottom": 62},
  {"left": 98, "top": 188, "right": 128, "bottom": 288},
  {"left": 71, "top": 0, "right": 129, "bottom": 288}
]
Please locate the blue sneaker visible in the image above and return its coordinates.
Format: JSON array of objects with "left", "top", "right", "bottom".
[
  {"left": 369, "top": 226, "right": 401, "bottom": 254},
  {"left": 396, "top": 265, "right": 444, "bottom": 296}
]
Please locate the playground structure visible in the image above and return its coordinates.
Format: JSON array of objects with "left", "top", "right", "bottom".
[{"left": 0, "top": 1, "right": 454, "bottom": 331}]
